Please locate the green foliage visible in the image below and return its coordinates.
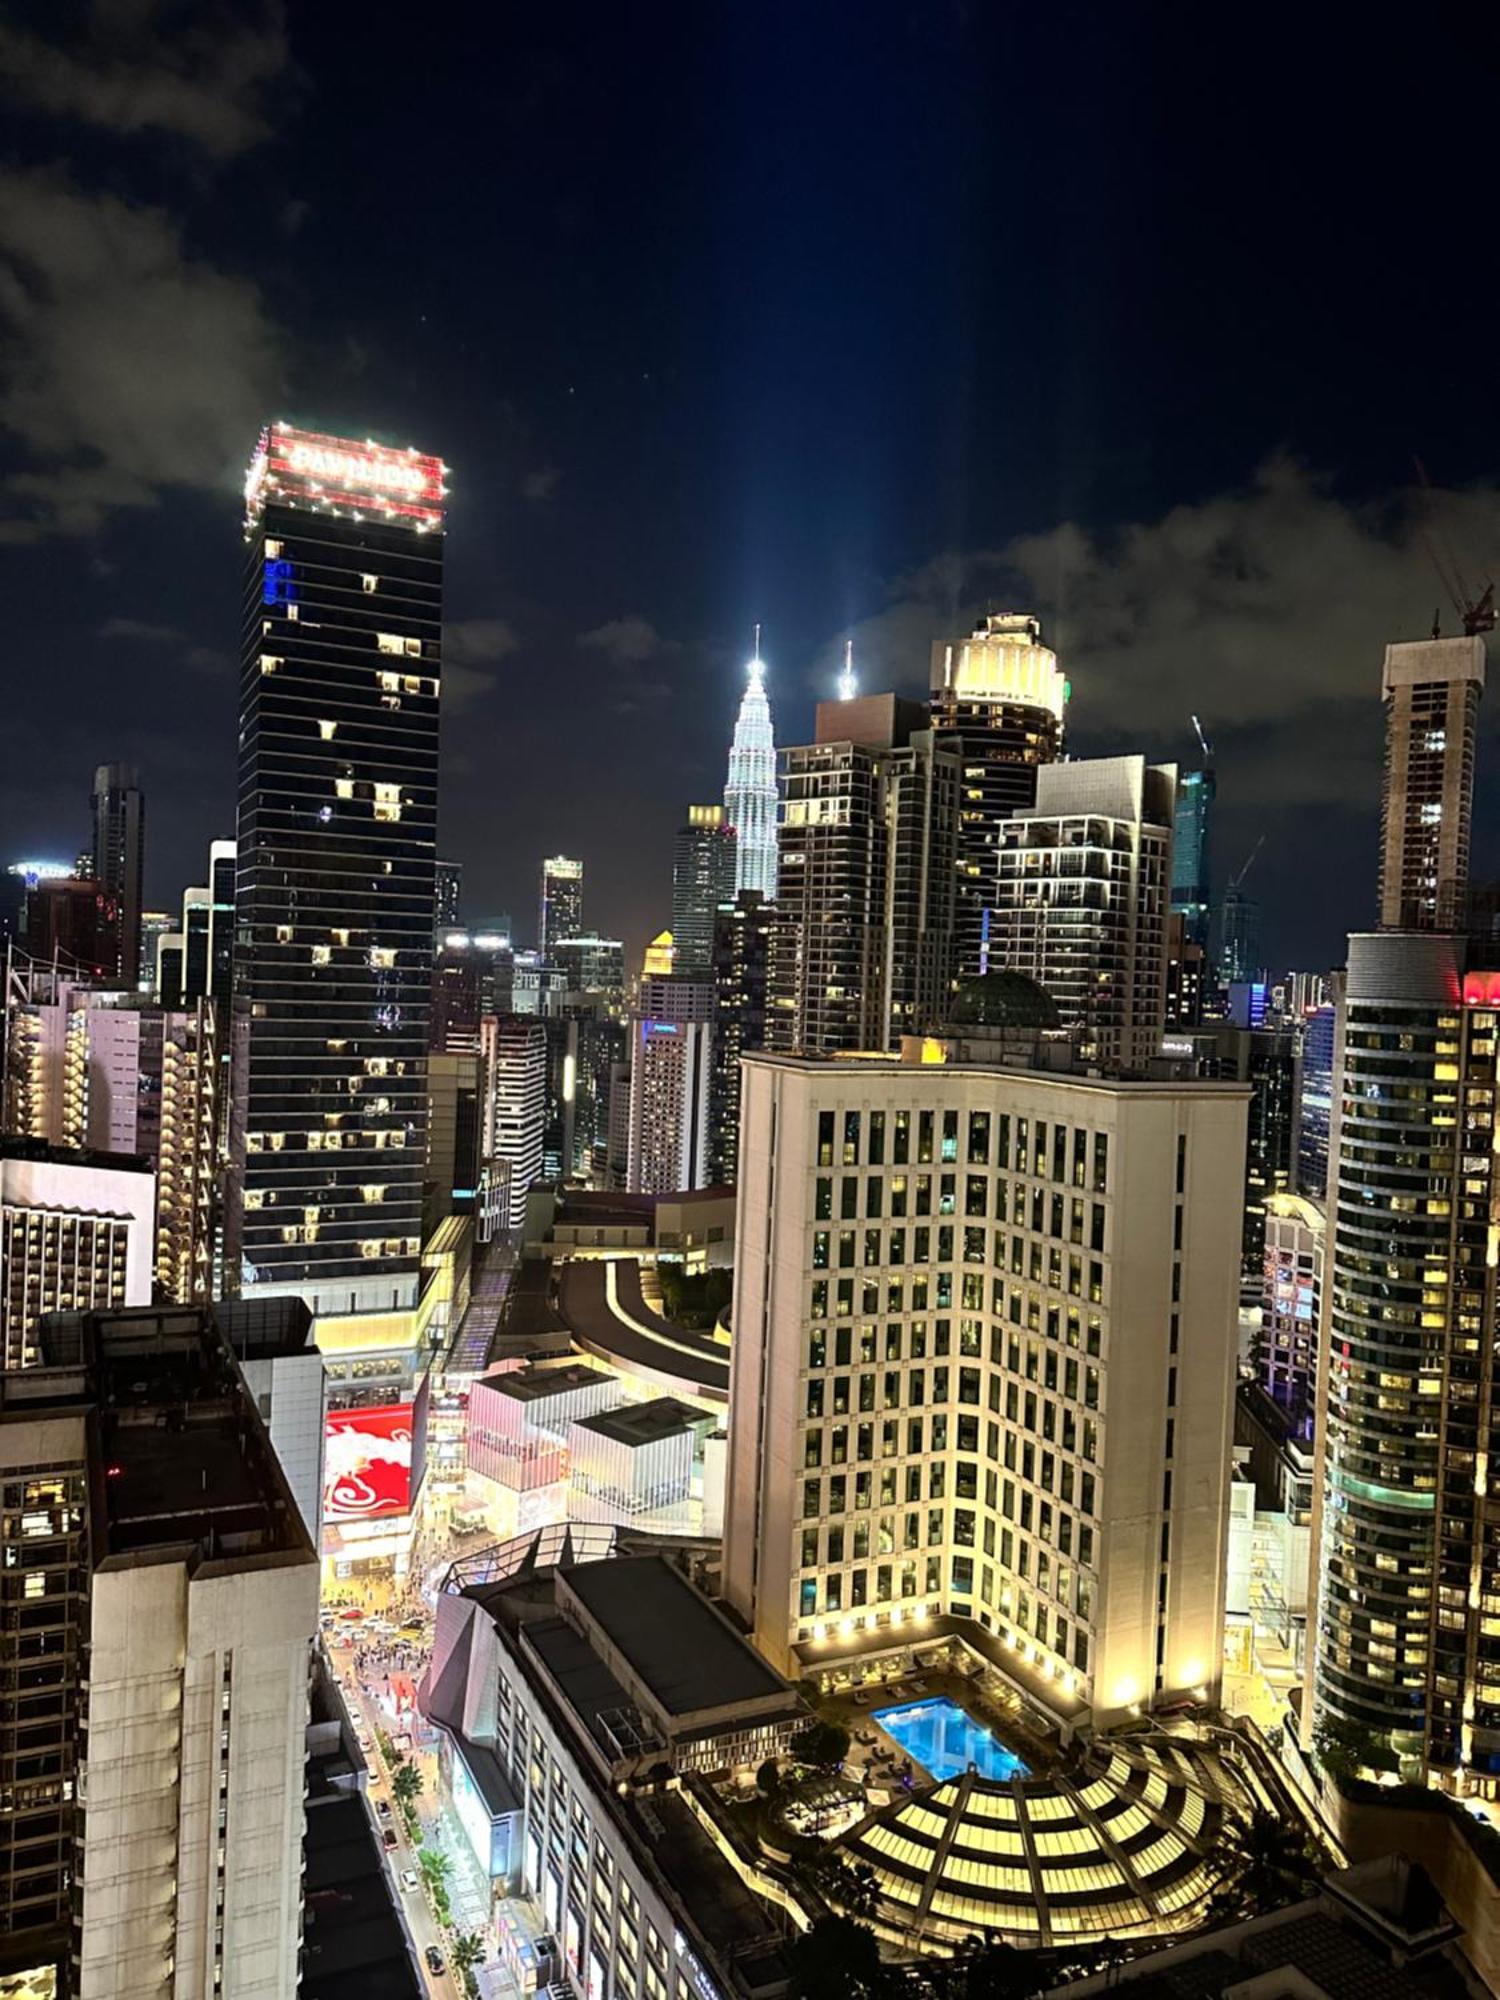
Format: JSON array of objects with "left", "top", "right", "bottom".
[
  {"left": 657, "top": 1264, "right": 732, "bottom": 1329},
  {"left": 376, "top": 1728, "right": 403, "bottom": 1767},
  {"left": 1313, "top": 1716, "right": 1397, "bottom": 1779},
  {"left": 419, "top": 1844, "right": 452, "bottom": 1887},
  {"left": 809, "top": 1852, "right": 881, "bottom": 1919},
  {"left": 757, "top": 1756, "right": 784, "bottom": 1799},
  {"left": 788, "top": 1915, "right": 888, "bottom": 1999},
  {"left": 451, "top": 1931, "right": 485, "bottom": 1996},
  {"left": 791, "top": 1719, "right": 851, "bottom": 1771},
  {"left": 1205, "top": 1807, "right": 1323, "bottom": 1921}
]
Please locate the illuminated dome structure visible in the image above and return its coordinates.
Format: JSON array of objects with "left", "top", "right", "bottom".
[{"left": 834, "top": 1734, "right": 1245, "bottom": 1955}]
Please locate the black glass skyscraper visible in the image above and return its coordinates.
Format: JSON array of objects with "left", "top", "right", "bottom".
[{"left": 227, "top": 423, "right": 446, "bottom": 1311}]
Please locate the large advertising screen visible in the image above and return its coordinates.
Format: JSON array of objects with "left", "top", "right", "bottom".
[{"left": 323, "top": 1404, "right": 414, "bottom": 1523}]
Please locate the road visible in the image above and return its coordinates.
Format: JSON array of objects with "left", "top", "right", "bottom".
[{"left": 329, "top": 1628, "right": 465, "bottom": 2000}]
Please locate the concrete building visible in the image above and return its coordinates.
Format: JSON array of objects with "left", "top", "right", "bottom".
[
  {"left": 770, "top": 694, "right": 959, "bottom": 1056},
  {"left": 217, "top": 1294, "right": 329, "bottom": 1542},
  {"left": 1259, "top": 1191, "right": 1323, "bottom": 1420},
  {"left": 420, "top": 1529, "right": 800, "bottom": 1991},
  {"left": 991, "top": 755, "right": 1175, "bottom": 1073},
  {"left": 0, "top": 1140, "right": 155, "bottom": 1369},
  {"left": 929, "top": 614, "right": 1066, "bottom": 979},
  {"left": 1378, "top": 635, "right": 1485, "bottom": 932},
  {"left": 724, "top": 1045, "right": 1248, "bottom": 1731},
  {"left": 480, "top": 1014, "right": 547, "bottom": 1235},
  {"left": 566, "top": 1398, "right": 697, "bottom": 1520},
  {"left": 626, "top": 978, "right": 713, "bottom": 1194},
  {"left": 0, "top": 1303, "right": 318, "bottom": 1997}
]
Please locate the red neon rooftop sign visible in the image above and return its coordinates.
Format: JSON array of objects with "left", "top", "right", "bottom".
[{"left": 246, "top": 422, "right": 446, "bottom": 530}]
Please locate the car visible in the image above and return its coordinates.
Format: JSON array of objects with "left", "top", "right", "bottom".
[
  {"left": 399, "top": 1619, "right": 424, "bottom": 1636},
  {"left": 401, "top": 1868, "right": 420, "bottom": 1893},
  {"left": 381, "top": 1827, "right": 398, "bottom": 1850},
  {"left": 375, "top": 1798, "right": 392, "bottom": 1820},
  {"left": 424, "top": 1944, "right": 446, "bottom": 1975}
]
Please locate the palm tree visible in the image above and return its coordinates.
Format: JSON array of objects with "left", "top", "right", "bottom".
[
  {"left": 419, "top": 1844, "right": 453, "bottom": 1889},
  {"left": 451, "top": 1931, "right": 485, "bottom": 1997},
  {"left": 391, "top": 1761, "right": 423, "bottom": 1811},
  {"left": 1205, "top": 1808, "right": 1322, "bottom": 1920}
]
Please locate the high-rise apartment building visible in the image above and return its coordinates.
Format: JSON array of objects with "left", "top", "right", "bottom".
[
  {"left": 228, "top": 422, "right": 444, "bottom": 1313},
  {"left": 538, "top": 854, "right": 584, "bottom": 953},
  {"left": 770, "top": 695, "right": 958, "bottom": 1056},
  {"left": 1378, "top": 635, "right": 1485, "bottom": 931},
  {"left": 1164, "top": 912, "right": 1206, "bottom": 1029},
  {"left": 23, "top": 876, "right": 119, "bottom": 984},
  {"left": 480, "top": 1013, "right": 547, "bottom": 1234},
  {"left": 724, "top": 638, "right": 778, "bottom": 900},
  {"left": 930, "top": 614, "right": 1067, "bottom": 978},
  {"left": 724, "top": 1047, "right": 1249, "bottom": 1727},
  {"left": 670, "top": 805, "right": 737, "bottom": 975},
  {"left": 0, "top": 1302, "right": 318, "bottom": 1995},
  {"left": 991, "top": 756, "right": 1176, "bottom": 1073},
  {"left": 552, "top": 935, "right": 625, "bottom": 1014},
  {"left": 1171, "top": 765, "right": 1215, "bottom": 951},
  {"left": 626, "top": 978, "right": 713, "bottom": 1193},
  {"left": 90, "top": 761, "right": 145, "bottom": 989},
  {"left": 710, "top": 890, "right": 774, "bottom": 1183},
  {"left": 1259, "top": 1190, "right": 1322, "bottom": 1423},
  {"left": 0, "top": 1139, "right": 156, "bottom": 1370},
  {"left": 1296, "top": 999, "right": 1336, "bottom": 1198}
]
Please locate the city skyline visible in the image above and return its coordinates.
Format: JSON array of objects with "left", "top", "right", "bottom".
[{"left": 3, "top": 12, "right": 1500, "bottom": 973}]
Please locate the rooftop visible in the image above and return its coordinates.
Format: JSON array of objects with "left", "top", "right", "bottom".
[
  {"left": 561, "top": 1555, "right": 790, "bottom": 1717},
  {"left": 572, "top": 1399, "right": 699, "bottom": 1448},
  {"left": 743, "top": 1048, "right": 1253, "bottom": 1096},
  {"left": 555, "top": 1258, "right": 729, "bottom": 1401},
  {"left": 487, "top": 1361, "right": 614, "bottom": 1405},
  {"left": 0, "top": 1135, "right": 153, "bottom": 1174}
]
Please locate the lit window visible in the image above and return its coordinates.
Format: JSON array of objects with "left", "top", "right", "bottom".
[
  {"left": 265, "top": 539, "right": 282, "bottom": 558},
  {"left": 260, "top": 654, "right": 281, "bottom": 675},
  {"left": 370, "top": 947, "right": 396, "bottom": 970},
  {"left": 376, "top": 633, "right": 405, "bottom": 655},
  {"left": 335, "top": 778, "right": 354, "bottom": 799},
  {"left": 362, "top": 1184, "right": 386, "bottom": 1203},
  {"left": 405, "top": 637, "right": 422, "bottom": 658},
  {"left": 319, "top": 719, "right": 337, "bottom": 740},
  {"left": 373, "top": 782, "right": 403, "bottom": 823},
  {"left": 361, "top": 573, "right": 378, "bottom": 593},
  {"left": 331, "top": 927, "right": 350, "bottom": 946},
  {"left": 275, "top": 924, "right": 293, "bottom": 942},
  {"left": 311, "top": 944, "right": 331, "bottom": 966}
]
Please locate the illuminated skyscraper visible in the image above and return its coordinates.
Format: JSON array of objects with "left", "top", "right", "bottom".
[
  {"left": 539, "top": 855, "right": 584, "bottom": 953},
  {"left": 227, "top": 422, "right": 445, "bottom": 1313},
  {"left": 1171, "top": 766, "right": 1215, "bottom": 950},
  {"left": 930, "top": 614, "right": 1066, "bottom": 978},
  {"left": 670, "top": 805, "right": 737, "bottom": 976},
  {"left": 90, "top": 762, "right": 145, "bottom": 988},
  {"left": 1378, "top": 635, "right": 1485, "bottom": 931},
  {"left": 723, "top": 631, "right": 778, "bottom": 900}
]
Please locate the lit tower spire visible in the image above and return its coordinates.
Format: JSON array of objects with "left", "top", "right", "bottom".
[
  {"left": 724, "top": 625, "right": 779, "bottom": 900},
  {"left": 838, "top": 638, "right": 857, "bottom": 702}
]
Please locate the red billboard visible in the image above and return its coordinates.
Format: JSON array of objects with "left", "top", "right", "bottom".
[{"left": 323, "top": 1404, "right": 415, "bottom": 1523}]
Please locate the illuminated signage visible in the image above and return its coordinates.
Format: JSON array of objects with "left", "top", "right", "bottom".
[
  {"left": 246, "top": 423, "right": 446, "bottom": 530},
  {"left": 322, "top": 1403, "right": 414, "bottom": 1522}
]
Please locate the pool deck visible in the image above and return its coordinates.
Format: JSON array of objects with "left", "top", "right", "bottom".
[{"left": 825, "top": 1665, "right": 1048, "bottom": 1794}]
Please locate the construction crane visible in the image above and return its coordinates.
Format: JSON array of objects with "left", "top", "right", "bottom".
[
  {"left": 1229, "top": 835, "right": 1264, "bottom": 891},
  {"left": 1191, "top": 714, "right": 1212, "bottom": 761},
  {"left": 1413, "top": 456, "right": 1496, "bottom": 637}
]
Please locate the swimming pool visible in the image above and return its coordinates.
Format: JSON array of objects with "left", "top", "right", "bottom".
[{"left": 874, "top": 1698, "right": 1029, "bottom": 1783}]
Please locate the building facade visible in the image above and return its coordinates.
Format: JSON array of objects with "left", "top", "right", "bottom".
[
  {"left": 626, "top": 979, "right": 713, "bottom": 1195},
  {"left": 89, "top": 761, "right": 145, "bottom": 989},
  {"left": 669, "top": 805, "right": 737, "bottom": 976},
  {"left": 1378, "top": 635, "right": 1485, "bottom": 932},
  {"left": 1170, "top": 765, "right": 1215, "bottom": 952},
  {"left": 991, "top": 756, "right": 1176, "bottom": 1073},
  {"left": 228, "top": 421, "right": 444, "bottom": 1313},
  {"left": 539, "top": 855, "right": 584, "bottom": 954},
  {"left": 929, "top": 614, "right": 1066, "bottom": 979},
  {"left": 710, "top": 890, "right": 774, "bottom": 1183},
  {"left": 0, "top": 1142, "right": 155, "bottom": 1369},
  {"left": 770, "top": 695, "right": 958, "bottom": 1057},
  {"left": 724, "top": 643, "right": 778, "bottom": 900},
  {"left": 480, "top": 1014, "right": 547, "bottom": 1234},
  {"left": 1258, "top": 1191, "right": 1323, "bottom": 1421},
  {"left": 724, "top": 1048, "right": 1249, "bottom": 1730}
]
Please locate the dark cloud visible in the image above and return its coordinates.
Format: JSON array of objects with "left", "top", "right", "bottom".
[
  {"left": 0, "top": 169, "right": 284, "bottom": 539},
  {"left": 99, "top": 615, "right": 230, "bottom": 677},
  {"left": 0, "top": 1, "right": 291, "bottom": 159},
  {"left": 520, "top": 465, "right": 561, "bottom": 502},
  {"left": 441, "top": 619, "right": 520, "bottom": 712},
  {"left": 579, "top": 616, "right": 671, "bottom": 664}
]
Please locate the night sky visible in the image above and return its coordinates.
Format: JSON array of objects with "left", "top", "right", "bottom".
[{"left": 3, "top": 4, "right": 1499, "bottom": 971}]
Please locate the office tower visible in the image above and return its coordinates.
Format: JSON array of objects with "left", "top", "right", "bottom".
[
  {"left": 421, "top": 1539, "right": 800, "bottom": 2000},
  {"left": 626, "top": 977, "right": 713, "bottom": 1193},
  {"left": 1378, "top": 635, "right": 1485, "bottom": 931},
  {"left": 90, "top": 760, "right": 146, "bottom": 988},
  {"left": 430, "top": 928, "right": 517, "bottom": 1051},
  {"left": 770, "top": 694, "right": 959, "bottom": 1056},
  {"left": 710, "top": 890, "right": 774, "bottom": 1182},
  {"left": 724, "top": 1044, "right": 1249, "bottom": 1722},
  {"left": 723, "top": 634, "right": 778, "bottom": 899},
  {"left": 0, "top": 1139, "right": 155, "bottom": 1368},
  {"left": 512, "top": 948, "right": 568, "bottom": 1016},
  {"left": 1170, "top": 765, "right": 1215, "bottom": 951},
  {"left": 1216, "top": 883, "right": 1261, "bottom": 988},
  {"left": 424, "top": 1048, "right": 481, "bottom": 1237},
  {"left": 539, "top": 854, "right": 584, "bottom": 952},
  {"left": 435, "top": 856, "right": 462, "bottom": 932},
  {"left": 139, "top": 908, "right": 173, "bottom": 991},
  {"left": 481, "top": 1013, "right": 546, "bottom": 1234},
  {"left": 553, "top": 934, "right": 625, "bottom": 1014},
  {"left": 641, "top": 929, "right": 675, "bottom": 979},
  {"left": 1297, "top": 999, "right": 1336, "bottom": 1198},
  {"left": 1259, "top": 1191, "right": 1323, "bottom": 1424},
  {"left": 1164, "top": 911, "right": 1206, "bottom": 1029},
  {"left": 24, "top": 875, "right": 119, "bottom": 984},
  {"left": 539, "top": 1015, "right": 576, "bottom": 1182},
  {"left": 1199, "top": 1022, "right": 1301, "bottom": 1302},
  {"left": 570, "top": 1011, "right": 627, "bottom": 1183},
  {"left": 228, "top": 422, "right": 444, "bottom": 1313},
  {"left": 0, "top": 1302, "right": 318, "bottom": 1994},
  {"left": 1308, "top": 930, "right": 1500, "bottom": 1783},
  {"left": 670, "top": 804, "right": 738, "bottom": 975},
  {"left": 930, "top": 613, "right": 1067, "bottom": 978},
  {"left": 991, "top": 755, "right": 1176, "bottom": 1073}
]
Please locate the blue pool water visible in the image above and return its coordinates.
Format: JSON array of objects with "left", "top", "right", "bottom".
[{"left": 874, "top": 1698, "right": 1029, "bottom": 1782}]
